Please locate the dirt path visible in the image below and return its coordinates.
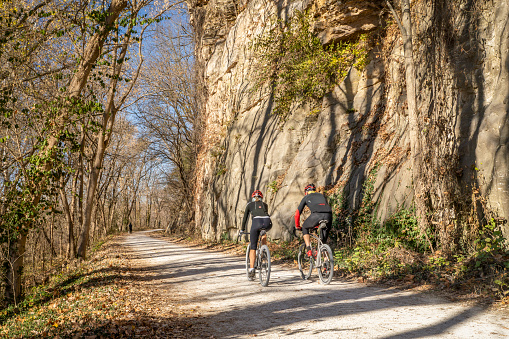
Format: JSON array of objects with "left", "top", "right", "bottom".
[{"left": 122, "top": 231, "right": 509, "bottom": 338}]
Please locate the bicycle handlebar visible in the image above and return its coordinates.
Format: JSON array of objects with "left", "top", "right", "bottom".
[
  {"left": 237, "top": 228, "right": 268, "bottom": 242},
  {"left": 237, "top": 230, "right": 248, "bottom": 243}
]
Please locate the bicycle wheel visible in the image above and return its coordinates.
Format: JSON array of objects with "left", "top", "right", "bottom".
[
  {"left": 245, "top": 244, "right": 252, "bottom": 280},
  {"left": 258, "top": 245, "right": 271, "bottom": 287},
  {"left": 297, "top": 243, "right": 313, "bottom": 280},
  {"left": 317, "top": 244, "right": 334, "bottom": 284}
]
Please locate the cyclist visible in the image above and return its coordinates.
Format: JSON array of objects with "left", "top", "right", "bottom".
[
  {"left": 294, "top": 183, "right": 332, "bottom": 257},
  {"left": 241, "top": 190, "right": 272, "bottom": 279}
]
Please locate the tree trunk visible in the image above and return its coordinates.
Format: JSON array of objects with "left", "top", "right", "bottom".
[
  {"left": 77, "top": 136, "right": 108, "bottom": 259},
  {"left": 386, "top": 0, "right": 426, "bottom": 230},
  {"left": 60, "top": 184, "right": 76, "bottom": 258},
  {"left": 50, "top": 216, "right": 54, "bottom": 266},
  {"left": 77, "top": 92, "right": 122, "bottom": 258},
  {"left": 108, "top": 201, "right": 116, "bottom": 233},
  {"left": 76, "top": 148, "right": 85, "bottom": 250},
  {"left": 146, "top": 193, "right": 152, "bottom": 228},
  {"left": 5, "top": 235, "right": 27, "bottom": 305},
  {"left": 76, "top": 11, "right": 136, "bottom": 258},
  {"left": 40, "top": 227, "right": 57, "bottom": 257}
]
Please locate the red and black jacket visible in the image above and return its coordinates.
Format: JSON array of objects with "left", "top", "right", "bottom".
[{"left": 294, "top": 192, "right": 332, "bottom": 228}]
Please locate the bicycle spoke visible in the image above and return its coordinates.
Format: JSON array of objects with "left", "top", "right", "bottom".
[
  {"left": 259, "top": 245, "right": 271, "bottom": 287},
  {"left": 317, "top": 244, "right": 334, "bottom": 284},
  {"left": 297, "top": 244, "right": 313, "bottom": 280},
  {"left": 245, "top": 244, "right": 253, "bottom": 281}
]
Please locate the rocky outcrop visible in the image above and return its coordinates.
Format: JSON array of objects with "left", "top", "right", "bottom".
[
  {"left": 189, "top": 0, "right": 509, "bottom": 241},
  {"left": 311, "top": 0, "right": 382, "bottom": 44}
]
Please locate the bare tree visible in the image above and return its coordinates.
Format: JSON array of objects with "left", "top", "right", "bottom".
[
  {"left": 134, "top": 19, "right": 199, "bottom": 229},
  {"left": 75, "top": 0, "right": 184, "bottom": 259}
]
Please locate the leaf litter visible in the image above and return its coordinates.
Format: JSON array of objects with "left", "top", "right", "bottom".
[{"left": 0, "top": 236, "right": 202, "bottom": 338}]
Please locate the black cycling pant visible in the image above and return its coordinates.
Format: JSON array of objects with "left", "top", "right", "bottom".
[
  {"left": 250, "top": 217, "right": 272, "bottom": 250},
  {"left": 301, "top": 212, "right": 332, "bottom": 243}
]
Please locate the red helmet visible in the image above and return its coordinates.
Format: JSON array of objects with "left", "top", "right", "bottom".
[
  {"left": 304, "top": 184, "right": 316, "bottom": 192},
  {"left": 251, "top": 190, "right": 263, "bottom": 198}
]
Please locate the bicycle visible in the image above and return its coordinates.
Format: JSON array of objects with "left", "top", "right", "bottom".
[
  {"left": 237, "top": 229, "right": 271, "bottom": 287},
  {"left": 297, "top": 220, "right": 334, "bottom": 284}
]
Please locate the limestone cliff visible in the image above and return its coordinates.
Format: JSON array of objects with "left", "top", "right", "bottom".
[{"left": 188, "top": 0, "right": 509, "bottom": 242}]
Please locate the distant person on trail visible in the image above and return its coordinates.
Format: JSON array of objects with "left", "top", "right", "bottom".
[
  {"left": 294, "top": 184, "right": 332, "bottom": 257},
  {"left": 128, "top": 222, "right": 132, "bottom": 234},
  {"left": 241, "top": 190, "right": 272, "bottom": 280}
]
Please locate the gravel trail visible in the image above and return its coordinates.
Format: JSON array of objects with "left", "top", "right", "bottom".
[{"left": 123, "top": 231, "right": 509, "bottom": 338}]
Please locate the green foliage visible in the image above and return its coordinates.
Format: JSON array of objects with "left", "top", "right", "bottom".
[
  {"left": 470, "top": 219, "right": 509, "bottom": 293},
  {"left": 474, "top": 218, "right": 507, "bottom": 255},
  {"left": 220, "top": 231, "right": 230, "bottom": 242},
  {"left": 253, "top": 10, "right": 369, "bottom": 121},
  {"left": 423, "top": 256, "right": 451, "bottom": 273},
  {"left": 330, "top": 168, "right": 509, "bottom": 300},
  {"left": 355, "top": 163, "right": 381, "bottom": 243},
  {"left": 384, "top": 207, "right": 434, "bottom": 252},
  {"left": 0, "top": 97, "right": 104, "bottom": 246},
  {"left": 328, "top": 191, "right": 347, "bottom": 221},
  {"left": 331, "top": 163, "right": 426, "bottom": 277},
  {"left": 327, "top": 190, "right": 349, "bottom": 245},
  {"left": 216, "top": 164, "right": 227, "bottom": 176},
  {"left": 267, "top": 180, "right": 279, "bottom": 194},
  {"left": 91, "top": 239, "right": 106, "bottom": 253}
]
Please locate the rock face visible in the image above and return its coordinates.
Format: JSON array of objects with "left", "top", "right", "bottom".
[{"left": 188, "top": 0, "right": 509, "bottom": 241}]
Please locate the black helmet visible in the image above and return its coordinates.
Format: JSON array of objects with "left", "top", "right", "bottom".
[{"left": 304, "top": 184, "right": 316, "bottom": 192}]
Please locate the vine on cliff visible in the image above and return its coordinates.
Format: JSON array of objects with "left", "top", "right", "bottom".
[{"left": 252, "top": 10, "right": 369, "bottom": 122}]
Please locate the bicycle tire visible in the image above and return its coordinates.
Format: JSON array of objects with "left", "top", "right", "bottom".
[
  {"left": 297, "top": 243, "right": 313, "bottom": 280},
  {"left": 258, "top": 245, "right": 271, "bottom": 287},
  {"left": 317, "top": 244, "right": 334, "bottom": 284},
  {"left": 245, "top": 243, "right": 252, "bottom": 280}
]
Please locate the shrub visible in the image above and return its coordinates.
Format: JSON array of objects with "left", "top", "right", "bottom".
[
  {"left": 384, "top": 207, "right": 434, "bottom": 252},
  {"left": 253, "top": 10, "right": 369, "bottom": 121}
]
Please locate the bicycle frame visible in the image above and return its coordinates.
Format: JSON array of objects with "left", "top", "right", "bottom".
[
  {"left": 238, "top": 229, "right": 267, "bottom": 251},
  {"left": 297, "top": 220, "right": 334, "bottom": 284},
  {"left": 308, "top": 222, "right": 327, "bottom": 267},
  {"left": 238, "top": 229, "right": 271, "bottom": 286}
]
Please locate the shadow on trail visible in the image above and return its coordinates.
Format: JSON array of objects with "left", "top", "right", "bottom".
[
  {"left": 38, "top": 286, "right": 488, "bottom": 339},
  {"left": 195, "top": 289, "right": 488, "bottom": 338},
  {"left": 379, "top": 306, "right": 486, "bottom": 339},
  {"left": 116, "top": 234, "right": 501, "bottom": 338},
  {"left": 41, "top": 300, "right": 488, "bottom": 339}
]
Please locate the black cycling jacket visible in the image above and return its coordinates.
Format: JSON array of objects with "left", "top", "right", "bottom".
[
  {"left": 241, "top": 200, "right": 270, "bottom": 231},
  {"left": 295, "top": 192, "right": 332, "bottom": 227}
]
